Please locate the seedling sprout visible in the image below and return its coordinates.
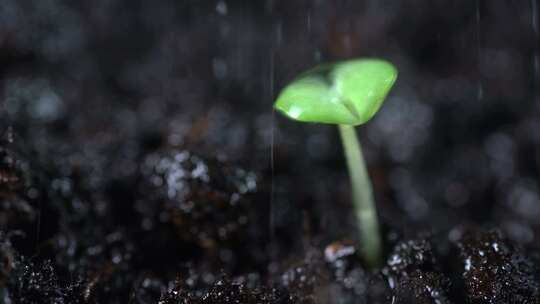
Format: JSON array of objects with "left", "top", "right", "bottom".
[{"left": 274, "top": 58, "right": 398, "bottom": 267}]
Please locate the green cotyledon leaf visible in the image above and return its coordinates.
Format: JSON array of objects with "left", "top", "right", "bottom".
[{"left": 274, "top": 58, "right": 398, "bottom": 126}]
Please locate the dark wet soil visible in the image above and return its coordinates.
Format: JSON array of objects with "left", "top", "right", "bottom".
[
  {"left": 2, "top": 1, "right": 540, "bottom": 303},
  {"left": 2, "top": 114, "right": 540, "bottom": 303}
]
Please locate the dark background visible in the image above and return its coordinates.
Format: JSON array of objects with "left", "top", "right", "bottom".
[{"left": 1, "top": 0, "right": 540, "bottom": 302}]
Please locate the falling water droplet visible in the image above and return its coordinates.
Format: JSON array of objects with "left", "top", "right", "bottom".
[
  {"left": 476, "top": 0, "right": 483, "bottom": 102},
  {"left": 276, "top": 21, "right": 283, "bottom": 47},
  {"left": 531, "top": 0, "right": 539, "bottom": 105},
  {"left": 477, "top": 85, "right": 484, "bottom": 101},
  {"left": 269, "top": 47, "right": 276, "bottom": 245},
  {"left": 307, "top": 11, "right": 312, "bottom": 33},
  {"left": 314, "top": 50, "right": 322, "bottom": 62}
]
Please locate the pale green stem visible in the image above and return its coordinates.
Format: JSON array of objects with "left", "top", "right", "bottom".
[{"left": 338, "top": 124, "right": 381, "bottom": 268}]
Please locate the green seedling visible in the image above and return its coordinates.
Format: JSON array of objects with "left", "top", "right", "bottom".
[{"left": 274, "top": 58, "right": 397, "bottom": 267}]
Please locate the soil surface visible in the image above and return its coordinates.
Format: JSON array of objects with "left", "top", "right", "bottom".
[{"left": 1, "top": 1, "right": 540, "bottom": 303}]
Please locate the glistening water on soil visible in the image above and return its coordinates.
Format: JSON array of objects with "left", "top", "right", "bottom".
[{"left": 1, "top": 1, "right": 540, "bottom": 303}]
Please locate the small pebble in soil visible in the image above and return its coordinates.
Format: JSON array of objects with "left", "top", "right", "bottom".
[{"left": 323, "top": 240, "right": 390, "bottom": 303}]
